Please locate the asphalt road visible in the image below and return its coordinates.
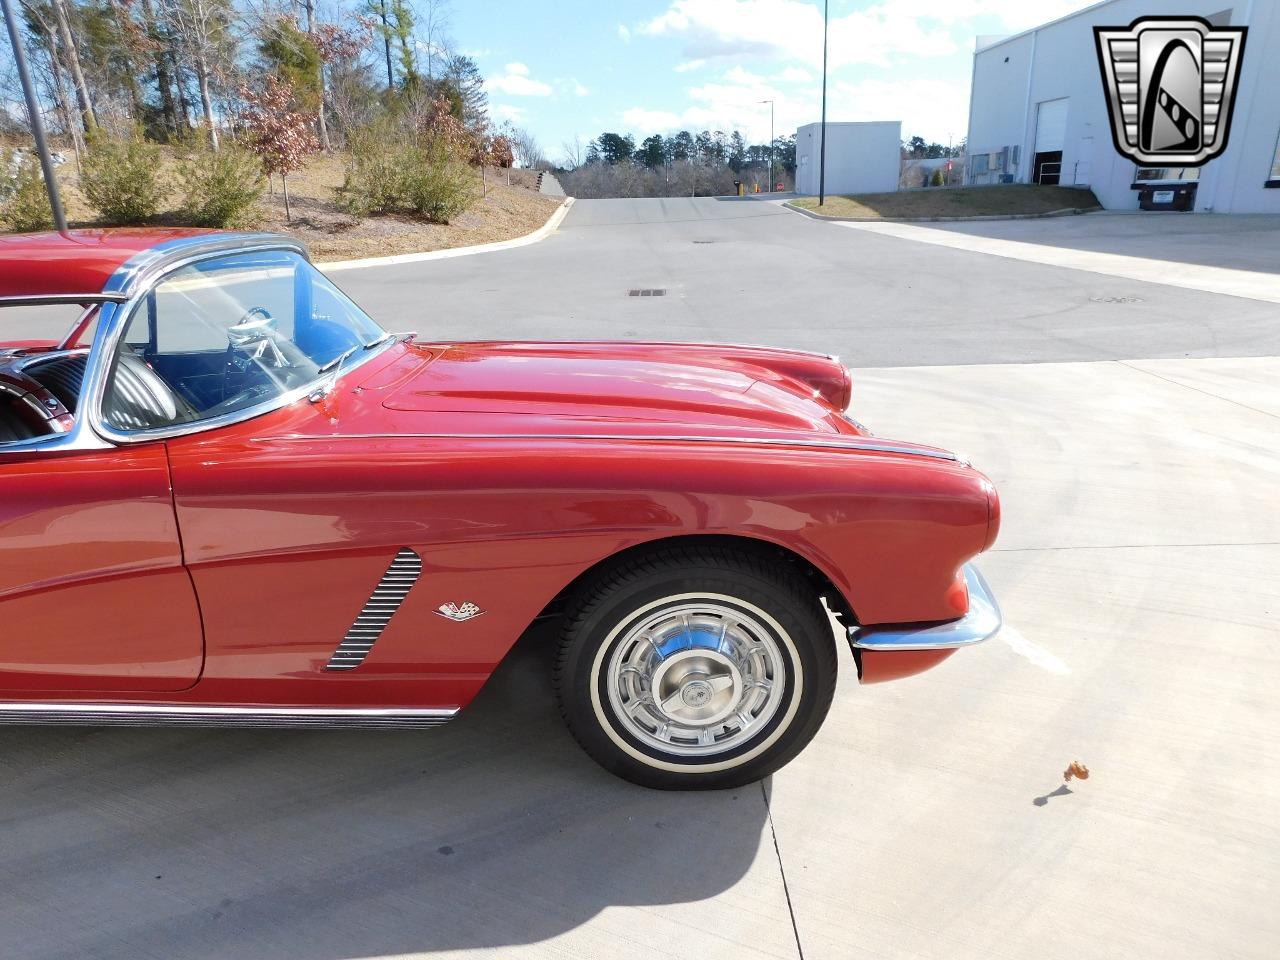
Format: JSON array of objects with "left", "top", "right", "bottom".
[
  {"left": 5, "top": 201, "right": 1279, "bottom": 960},
  {"left": 335, "top": 199, "right": 1280, "bottom": 367}
]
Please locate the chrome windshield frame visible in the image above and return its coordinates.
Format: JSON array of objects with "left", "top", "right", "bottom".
[{"left": 86, "top": 237, "right": 392, "bottom": 446}]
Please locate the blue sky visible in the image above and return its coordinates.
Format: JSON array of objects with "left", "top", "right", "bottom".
[{"left": 451, "top": 0, "right": 1092, "bottom": 162}]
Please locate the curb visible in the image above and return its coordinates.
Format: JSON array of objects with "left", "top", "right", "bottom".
[
  {"left": 318, "top": 197, "right": 575, "bottom": 273},
  {"left": 781, "top": 201, "right": 1100, "bottom": 223}
]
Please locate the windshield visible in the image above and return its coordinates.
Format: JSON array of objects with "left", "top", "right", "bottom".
[{"left": 102, "top": 249, "right": 387, "bottom": 433}]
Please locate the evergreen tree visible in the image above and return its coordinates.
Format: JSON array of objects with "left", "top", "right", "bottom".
[
  {"left": 637, "top": 134, "right": 665, "bottom": 169},
  {"left": 259, "top": 17, "right": 323, "bottom": 114},
  {"left": 443, "top": 55, "right": 487, "bottom": 129}
]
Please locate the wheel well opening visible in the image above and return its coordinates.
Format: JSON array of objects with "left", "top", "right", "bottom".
[{"left": 531, "top": 534, "right": 858, "bottom": 635}]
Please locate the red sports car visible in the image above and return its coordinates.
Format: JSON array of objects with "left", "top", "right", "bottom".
[{"left": 0, "top": 229, "right": 1000, "bottom": 789}]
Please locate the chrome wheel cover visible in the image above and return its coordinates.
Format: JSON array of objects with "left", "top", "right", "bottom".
[{"left": 603, "top": 601, "right": 788, "bottom": 758}]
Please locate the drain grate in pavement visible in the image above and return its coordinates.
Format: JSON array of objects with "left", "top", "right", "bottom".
[
  {"left": 628, "top": 288, "right": 667, "bottom": 297},
  {"left": 692, "top": 240, "right": 716, "bottom": 244},
  {"left": 1091, "top": 295, "right": 1145, "bottom": 303}
]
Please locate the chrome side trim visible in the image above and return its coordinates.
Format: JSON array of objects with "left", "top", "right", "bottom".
[
  {"left": 326, "top": 548, "right": 423, "bottom": 670},
  {"left": 0, "top": 293, "right": 129, "bottom": 306},
  {"left": 0, "top": 703, "right": 456, "bottom": 728},
  {"left": 255, "top": 433, "right": 959, "bottom": 462},
  {"left": 850, "top": 564, "right": 1002, "bottom": 651}
]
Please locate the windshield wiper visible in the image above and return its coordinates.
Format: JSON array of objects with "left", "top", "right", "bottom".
[
  {"left": 309, "top": 346, "right": 358, "bottom": 402},
  {"left": 362, "top": 331, "right": 394, "bottom": 350}
]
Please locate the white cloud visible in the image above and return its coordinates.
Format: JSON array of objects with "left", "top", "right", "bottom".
[
  {"left": 777, "top": 66, "right": 812, "bottom": 84},
  {"left": 622, "top": 66, "right": 800, "bottom": 142},
  {"left": 828, "top": 76, "right": 969, "bottom": 143},
  {"left": 641, "top": 0, "right": 1092, "bottom": 68},
  {"left": 620, "top": 60, "right": 970, "bottom": 143},
  {"left": 553, "top": 78, "right": 591, "bottom": 97},
  {"left": 622, "top": 107, "right": 687, "bottom": 132},
  {"left": 491, "top": 103, "right": 529, "bottom": 122},
  {"left": 618, "top": 23, "right": 632, "bottom": 42},
  {"left": 487, "top": 62, "right": 553, "bottom": 97},
  {"left": 675, "top": 59, "right": 707, "bottom": 73},
  {"left": 459, "top": 47, "right": 492, "bottom": 59}
]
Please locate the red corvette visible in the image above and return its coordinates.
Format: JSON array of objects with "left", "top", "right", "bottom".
[{"left": 0, "top": 229, "right": 1000, "bottom": 789}]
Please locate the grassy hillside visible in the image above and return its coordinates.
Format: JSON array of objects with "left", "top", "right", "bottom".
[
  {"left": 28, "top": 146, "right": 560, "bottom": 261},
  {"left": 790, "top": 184, "right": 1101, "bottom": 220}
]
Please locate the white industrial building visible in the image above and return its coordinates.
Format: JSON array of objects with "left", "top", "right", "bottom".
[
  {"left": 794, "top": 121, "right": 901, "bottom": 196},
  {"left": 965, "top": 0, "right": 1280, "bottom": 212}
]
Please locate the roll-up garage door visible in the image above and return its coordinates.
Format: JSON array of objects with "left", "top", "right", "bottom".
[{"left": 1035, "top": 98, "right": 1069, "bottom": 153}]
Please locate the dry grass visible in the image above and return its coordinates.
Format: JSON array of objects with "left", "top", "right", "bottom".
[
  {"left": 39, "top": 147, "right": 561, "bottom": 261},
  {"left": 790, "top": 184, "right": 1101, "bottom": 220}
]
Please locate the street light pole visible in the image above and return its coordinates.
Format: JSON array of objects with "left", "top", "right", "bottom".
[
  {"left": 2, "top": 0, "right": 68, "bottom": 233},
  {"left": 759, "top": 99, "right": 774, "bottom": 191},
  {"left": 819, "top": 0, "right": 829, "bottom": 206}
]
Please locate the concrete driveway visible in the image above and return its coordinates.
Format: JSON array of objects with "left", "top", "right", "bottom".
[{"left": 4, "top": 199, "right": 1278, "bottom": 960}]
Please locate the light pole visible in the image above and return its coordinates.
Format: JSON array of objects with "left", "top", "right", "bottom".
[
  {"left": 819, "top": 0, "right": 829, "bottom": 205},
  {"left": 2, "top": 0, "right": 68, "bottom": 233},
  {"left": 759, "top": 99, "right": 774, "bottom": 191}
]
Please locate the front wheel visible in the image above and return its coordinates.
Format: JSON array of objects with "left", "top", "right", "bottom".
[{"left": 554, "top": 547, "right": 838, "bottom": 790}]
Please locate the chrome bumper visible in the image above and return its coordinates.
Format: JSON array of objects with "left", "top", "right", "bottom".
[{"left": 849, "top": 564, "right": 1002, "bottom": 651}]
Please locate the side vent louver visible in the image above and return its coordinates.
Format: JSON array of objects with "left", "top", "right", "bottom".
[{"left": 325, "top": 548, "right": 422, "bottom": 671}]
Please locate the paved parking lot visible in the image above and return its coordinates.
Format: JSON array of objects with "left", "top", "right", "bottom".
[{"left": 5, "top": 200, "right": 1279, "bottom": 959}]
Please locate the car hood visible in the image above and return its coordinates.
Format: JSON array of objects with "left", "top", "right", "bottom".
[{"left": 374, "top": 342, "right": 843, "bottom": 435}]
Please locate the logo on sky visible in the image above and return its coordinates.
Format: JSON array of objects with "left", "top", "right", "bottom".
[{"left": 1094, "top": 17, "right": 1247, "bottom": 166}]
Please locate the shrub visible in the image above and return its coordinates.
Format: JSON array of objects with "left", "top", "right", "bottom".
[
  {"left": 1, "top": 158, "right": 55, "bottom": 232},
  {"left": 340, "top": 123, "right": 404, "bottom": 215},
  {"left": 341, "top": 126, "right": 475, "bottom": 224},
  {"left": 400, "top": 139, "right": 473, "bottom": 223},
  {"left": 176, "top": 138, "right": 265, "bottom": 227},
  {"left": 80, "top": 130, "right": 164, "bottom": 224}
]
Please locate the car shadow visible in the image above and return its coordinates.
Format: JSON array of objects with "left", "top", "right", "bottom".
[{"left": 0, "top": 626, "right": 768, "bottom": 959}]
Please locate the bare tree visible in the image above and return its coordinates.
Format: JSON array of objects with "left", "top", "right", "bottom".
[
  {"left": 560, "top": 135, "right": 584, "bottom": 171},
  {"left": 506, "top": 125, "right": 545, "bottom": 169},
  {"left": 162, "top": 0, "right": 236, "bottom": 148},
  {"left": 48, "top": 0, "right": 96, "bottom": 130},
  {"left": 421, "top": 0, "right": 450, "bottom": 80}
]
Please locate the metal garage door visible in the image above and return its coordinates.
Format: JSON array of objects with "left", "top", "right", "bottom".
[{"left": 1035, "top": 98, "right": 1069, "bottom": 153}]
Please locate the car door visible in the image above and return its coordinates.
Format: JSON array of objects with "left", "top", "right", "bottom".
[{"left": 0, "top": 442, "right": 204, "bottom": 692}]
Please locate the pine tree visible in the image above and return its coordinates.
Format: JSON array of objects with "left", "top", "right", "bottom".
[{"left": 443, "top": 55, "right": 487, "bottom": 129}]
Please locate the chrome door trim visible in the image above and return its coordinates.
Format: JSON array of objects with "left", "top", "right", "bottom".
[{"left": 0, "top": 702, "right": 457, "bottom": 728}]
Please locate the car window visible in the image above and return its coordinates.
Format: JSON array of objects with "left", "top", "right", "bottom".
[
  {"left": 101, "top": 249, "right": 386, "bottom": 433},
  {"left": 0, "top": 303, "right": 94, "bottom": 346}
]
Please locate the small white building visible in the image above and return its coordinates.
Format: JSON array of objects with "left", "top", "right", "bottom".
[
  {"left": 794, "top": 121, "right": 901, "bottom": 196},
  {"left": 965, "top": 0, "right": 1280, "bottom": 212}
]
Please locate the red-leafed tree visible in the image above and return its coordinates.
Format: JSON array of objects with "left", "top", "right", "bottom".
[
  {"left": 489, "top": 133, "right": 514, "bottom": 186},
  {"left": 241, "top": 75, "right": 320, "bottom": 221}
]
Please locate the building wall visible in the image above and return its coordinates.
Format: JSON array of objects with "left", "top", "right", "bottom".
[
  {"left": 966, "top": 0, "right": 1280, "bottom": 213},
  {"left": 794, "top": 122, "right": 902, "bottom": 196}
]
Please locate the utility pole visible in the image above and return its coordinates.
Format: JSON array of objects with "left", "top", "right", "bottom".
[
  {"left": 759, "top": 100, "right": 774, "bottom": 191},
  {"left": 819, "top": 0, "right": 829, "bottom": 205},
  {"left": 2, "top": 0, "right": 68, "bottom": 233}
]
